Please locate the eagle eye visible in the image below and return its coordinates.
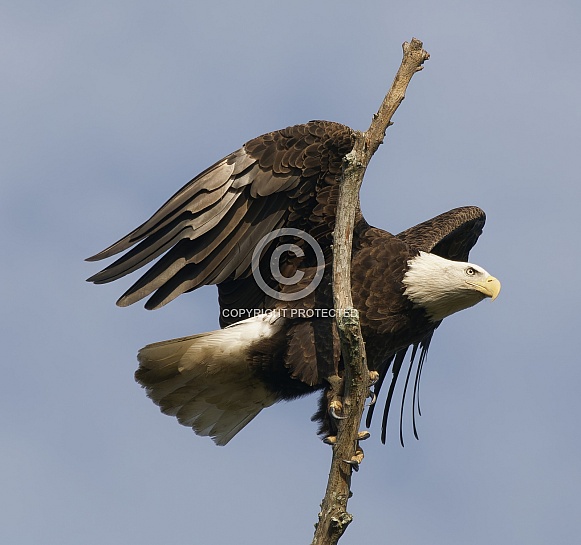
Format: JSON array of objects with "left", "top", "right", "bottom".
[{"left": 465, "top": 267, "right": 477, "bottom": 276}]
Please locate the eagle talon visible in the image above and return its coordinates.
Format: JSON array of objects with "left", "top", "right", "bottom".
[
  {"left": 366, "top": 391, "right": 377, "bottom": 407},
  {"left": 323, "top": 435, "right": 337, "bottom": 445},
  {"left": 368, "top": 371, "right": 380, "bottom": 385},
  {"left": 357, "top": 431, "right": 370, "bottom": 441},
  {"left": 343, "top": 459, "right": 360, "bottom": 472},
  {"left": 329, "top": 400, "right": 347, "bottom": 420},
  {"left": 344, "top": 445, "right": 365, "bottom": 471},
  {"left": 330, "top": 406, "right": 348, "bottom": 420}
]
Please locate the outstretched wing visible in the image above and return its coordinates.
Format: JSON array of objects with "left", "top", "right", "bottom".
[
  {"left": 87, "top": 121, "right": 355, "bottom": 312},
  {"left": 367, "top": 206, "right": 487, "bottom": 443}
]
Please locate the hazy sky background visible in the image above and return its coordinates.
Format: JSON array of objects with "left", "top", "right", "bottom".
[{"left": 2, "top": 1, "right": 580, "bottom": 544}]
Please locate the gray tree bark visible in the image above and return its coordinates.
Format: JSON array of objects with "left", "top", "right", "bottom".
[{"left": 311, "top": 38, "right": 430, "bottom": 545}]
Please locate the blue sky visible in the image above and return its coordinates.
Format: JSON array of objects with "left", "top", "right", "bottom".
[{"left": 2, "top": 1, "right": 580, "bottom": 544}]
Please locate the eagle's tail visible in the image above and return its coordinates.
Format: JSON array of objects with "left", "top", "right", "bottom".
[{"left": 135, "top": 314, "right": 285, "bottom": 445}]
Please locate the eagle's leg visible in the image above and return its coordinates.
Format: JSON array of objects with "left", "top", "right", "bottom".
[
  {"left": 321, "top": 371, "right": 379, "bottom": 445},
  {"left": 326, "top": 374, "right": 346, "bottom": 422},
  {"left": 327, "top": 371, "right": 379, "bottom": 420},
  {"left": 313, "top": 375, "right": 344, "bottom": 445},
  {"left": 318, "top": 374, "right": 345, "bottom": 444}
]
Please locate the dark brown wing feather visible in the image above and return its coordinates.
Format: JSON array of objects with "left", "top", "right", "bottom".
[
  {"left": 396, "top": 205, "right": 485, "bottom": 261},
  {"left": 86, "top": 121, "right": 355, "bottom": 310}
]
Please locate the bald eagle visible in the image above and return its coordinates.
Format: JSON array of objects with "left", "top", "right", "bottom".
[{"left": 87, "top": 121, "right": 500, "bottom": 446}]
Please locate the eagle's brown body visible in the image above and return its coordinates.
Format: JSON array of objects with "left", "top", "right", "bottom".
[{"left": 88, "top": 121, "right": 495, "bottom": 445}]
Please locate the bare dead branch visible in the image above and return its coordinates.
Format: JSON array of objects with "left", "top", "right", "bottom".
[{"left": 311, "top": 38, "right": 430, "bottom": 545}]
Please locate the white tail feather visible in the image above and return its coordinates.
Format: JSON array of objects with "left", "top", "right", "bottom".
[{"left": 136, "top": 315, "right": 284, "bottom": 445}]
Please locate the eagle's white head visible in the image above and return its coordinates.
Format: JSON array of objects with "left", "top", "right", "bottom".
[{"left": 402, "top": 251, "right": 501, "bottom": 322}]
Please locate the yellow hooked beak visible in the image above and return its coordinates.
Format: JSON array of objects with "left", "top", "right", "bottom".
[{"left": 468, "top": 275, "right": 501, "bottom": 301}]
